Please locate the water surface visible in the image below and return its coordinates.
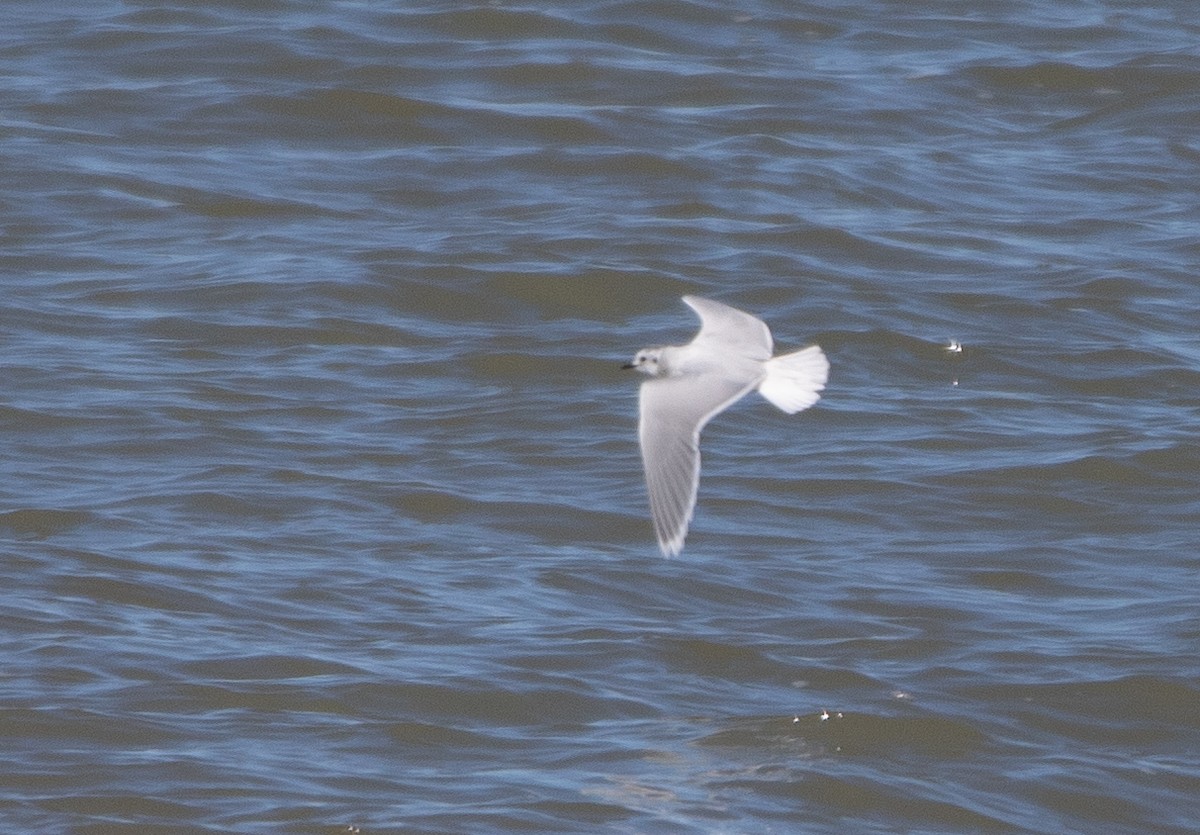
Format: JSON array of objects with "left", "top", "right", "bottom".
[{"left": 2, "top": 1, "right": 1199, "bottom": 832}]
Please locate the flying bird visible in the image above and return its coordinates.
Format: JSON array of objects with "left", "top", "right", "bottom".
[{"left": 624, "top": 295, "right": 829, "bottom": 556}]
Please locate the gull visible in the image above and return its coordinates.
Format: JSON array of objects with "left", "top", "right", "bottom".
[{"left": 624, "top": 295, "right": 829, "bottom": 556}]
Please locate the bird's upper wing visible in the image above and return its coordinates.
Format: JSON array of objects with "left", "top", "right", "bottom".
[
  {"left": 638, "top": 370, "right": 758, "bottom": 556},
  {"left": 682, "top": 295, "right": 773, "bottom": 361}
]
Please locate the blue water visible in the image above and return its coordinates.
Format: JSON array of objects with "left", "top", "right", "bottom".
[{"left": 2, "top": 2, "right": 1199, "bottom": 832}]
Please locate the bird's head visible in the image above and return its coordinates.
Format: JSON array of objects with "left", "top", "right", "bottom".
[{"left": 622, "top": 348, "right": 664, "bottom": 376}]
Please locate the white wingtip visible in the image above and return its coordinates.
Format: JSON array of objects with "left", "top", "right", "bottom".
[{"left": 758, "top": 345, "right": 829, "bottom": 414}]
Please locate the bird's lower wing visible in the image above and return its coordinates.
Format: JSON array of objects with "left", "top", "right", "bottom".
[{"left": 638, "top": 373, "right": 755, "bottom": 556}]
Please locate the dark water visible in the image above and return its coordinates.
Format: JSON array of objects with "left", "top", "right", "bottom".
[{"left": 3, "top": 1, "right": 1200, "bottom": 832}]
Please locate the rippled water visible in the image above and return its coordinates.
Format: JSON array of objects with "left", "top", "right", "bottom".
[{"left": 3, "top": 2, "right": 1199, "bottom": 832}]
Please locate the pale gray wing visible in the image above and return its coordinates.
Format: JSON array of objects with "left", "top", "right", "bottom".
[
  {"left": 682, "top": 295, "right": 773, "bottom": 360},
  {"left": 638, "top": 371, "right": 758, "bottom": 556}
]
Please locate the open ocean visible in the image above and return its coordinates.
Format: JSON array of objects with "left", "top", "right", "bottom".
[{"left": 2, "top": 2, "right": 1199, "bottom": 832}]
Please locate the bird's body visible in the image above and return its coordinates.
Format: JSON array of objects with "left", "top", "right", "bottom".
[{"left": 625, "top": 295, "right": 829, "bottom": 556}]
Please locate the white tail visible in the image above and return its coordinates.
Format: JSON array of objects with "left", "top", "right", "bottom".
[{"left": 757, "top": 345, "right": 829, "bottom": 414}]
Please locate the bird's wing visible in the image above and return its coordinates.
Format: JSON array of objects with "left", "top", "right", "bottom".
[
  {"left": 638, "top": 371, "right": 757, "bottom": 556},
  {"left": 682, "top": 295, "right": 773, "bottom": 360}
]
